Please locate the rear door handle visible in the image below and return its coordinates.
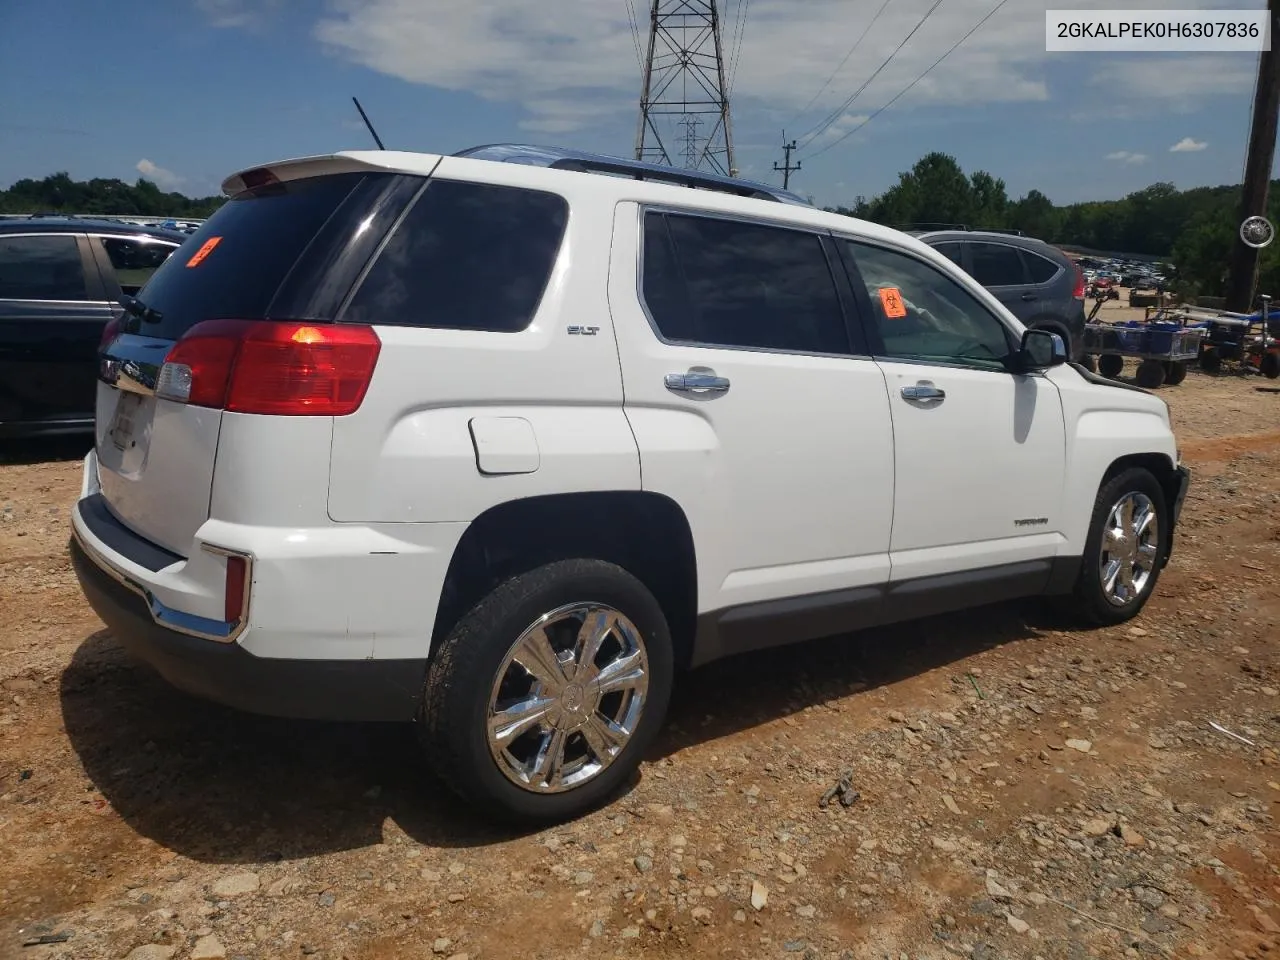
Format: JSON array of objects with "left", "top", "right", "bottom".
[
  {"left": 665, "top": 371, "right": 730, "bottom": 394},
  {"left": 1021, "top": 292, "right": 1038, "bottom": 301},
  {"left": 901, "top": 382, "right": 945, "bottom": 402}
]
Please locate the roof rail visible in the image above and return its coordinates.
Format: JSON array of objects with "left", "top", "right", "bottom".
[
  {"left": 896, "top": 223, "right": 1028, "bottom": 237},
  {"left": 453, "top": 143, "right": 812, "bottom": 206}
]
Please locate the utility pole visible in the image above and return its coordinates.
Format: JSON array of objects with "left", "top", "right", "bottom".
[
  {"left": 634, "top": 0, "right": 736, "bottom": 176},
  {"left": 774, "top": 133, "right": 800, "bottom": 189},
  {"left": 1225, "top": 0, "right": 1280, "bottom": 312}
]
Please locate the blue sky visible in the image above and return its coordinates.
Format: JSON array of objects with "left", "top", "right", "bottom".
[{"left": 0, "top": 0, "right": 1270, "bottom": 208}]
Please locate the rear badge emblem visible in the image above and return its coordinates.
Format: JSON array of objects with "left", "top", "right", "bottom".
[{"left": 567, "top": 325, "right": 599, "bottom": 336}]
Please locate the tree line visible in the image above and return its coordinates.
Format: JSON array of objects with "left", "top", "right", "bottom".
[
  {"left": 0, "top": 172, "right": 224, "bottom": 219},
  {"left": 3, "top": 162, "right": 1277, "bottom": 303},
  {"left": 827, "top": 152, "right": 1280, "bottom": 303}
]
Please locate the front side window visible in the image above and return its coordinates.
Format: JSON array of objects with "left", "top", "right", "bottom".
[
  {"left": 969, "top": 242, "right": 1026, "bottom": 287},
  {"left": 343, "top": 179, "right": 568, "bottom": 332},
  {"left": 642, "top": 211, "right": 849, "bottom": 355},
  {"left": 96, "top": 237, "right": 179, "bottom": 296},
  {"left": 0, "top": 235, "right": 88, "bottom": 301},
  {"left": 844, "top": 240, "right": 1013, "bottom": 370}
]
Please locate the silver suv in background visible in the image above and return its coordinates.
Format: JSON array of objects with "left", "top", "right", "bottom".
[{"left": 910, "top": 229, "right": 1088, "bottom": 361}]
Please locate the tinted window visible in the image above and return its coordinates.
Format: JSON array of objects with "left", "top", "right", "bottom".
[
  {"left": 343, "top": 179, "right": 568, "bottom": 332},
  {"left": 130, "top": 173, "right": 374, "bottom": 340},
  {"left": 1025, "top": 250, "right": 1061, "bottom": 284},
  {"left": 643, "top": 212, "right": 848, "bottom": 355},
  {"left": 931, "top": 242, "right": 963, "bottom": 267},
  {"left": 96, "top": 237, "right": 178, "bottom": 296},
  {"left": 0, "top": 235, "right": 88, "bottom": 301},
  {"left": 969, "top": 242, "right": 1025, "bottom": 286},
  {"left": 845, "top": 240, "right": 1013, "bottom": 370}
]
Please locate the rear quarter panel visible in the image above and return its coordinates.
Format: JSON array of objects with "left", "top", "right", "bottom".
[{"left": 326, "top": 163, "right": 641, "bottom": 524}]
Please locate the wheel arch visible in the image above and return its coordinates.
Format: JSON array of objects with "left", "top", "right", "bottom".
[
  {"left": 432, "top": 490, "right": 699, "bottom": 670},
  {"left": 1100, "top": 451, "right": 1183, "bottom": 565}
]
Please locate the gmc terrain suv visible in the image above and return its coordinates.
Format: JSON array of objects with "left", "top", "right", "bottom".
[{"left": 70, "top": 144, "right": 1189, "bottom": 823}]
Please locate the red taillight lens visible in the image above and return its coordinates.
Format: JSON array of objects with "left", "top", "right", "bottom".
[
  {"left": 156, "top": 320, "right": 381, "bottom": 416},
  {"left": 1071, "top": 263, "right": 1086, "bottom": 300},
  {"left": 224, "top": 555, "right": 248, "bottom": 623},
  {"left": 100, "top": 317, "right": 121, "bottom": 350}
]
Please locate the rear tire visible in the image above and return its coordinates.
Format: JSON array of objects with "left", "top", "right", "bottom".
[
  {"left": 1097, "top": 353, "right": 1124, "bottom": 378},
  {"left": 1135, "top": 359, "right": 1165, "bottom": 389},
  {"left": 1261, "top": 351, "right": 1280, "bottom": 380},
  {"left": 1163, "top": 360, "right": 1188, "bottom": 386},
  {"left": 1199, "top": 346, "right": 1222, "bottom": 373},
  {"left": 1079, "top": 354, "right": 1098, "bottom": 373},
  {"left": 417, "top": 558, "right": 674, "bottom": 825},
  {"left": 1058, "top": 467, "right": 1168, "bottom": 627}
]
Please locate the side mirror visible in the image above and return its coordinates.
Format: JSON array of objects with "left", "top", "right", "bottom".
[{"left": 1019, "top": 328, "right": 1067, "bottom": 371}]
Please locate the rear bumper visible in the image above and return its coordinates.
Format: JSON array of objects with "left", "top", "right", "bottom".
[{"left": 70, "top": 535, "right": 427, "bottom": 722}]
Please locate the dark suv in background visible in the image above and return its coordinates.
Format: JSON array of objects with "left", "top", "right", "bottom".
[
  {"left": 910, "top": 229, "right": 1088, "bottom": 362},
  {"left": 0, "top": 218, "right": 187, "bottom": 439}
]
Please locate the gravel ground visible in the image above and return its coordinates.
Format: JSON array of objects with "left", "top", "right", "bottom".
[{"left": 2, "top": 364, "right": 1278, "bottom": 960}]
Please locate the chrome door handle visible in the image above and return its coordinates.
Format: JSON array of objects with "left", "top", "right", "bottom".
[
  {"left": 665, "top": 371, "right": 730, "bottom": 394},
  {"left": 901, "top": 382, "right": 945, "bottom": 402}
]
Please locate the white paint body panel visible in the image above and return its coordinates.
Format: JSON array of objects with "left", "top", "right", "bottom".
[
  {"left": 94, "top": 379, "right": 222, "bottom": 557},
  {"left": 608, "top": 201, "right": 896, "bottom": 614},
  {"left": 875, "top": 362, "right": 1068, "bottom": 580}
]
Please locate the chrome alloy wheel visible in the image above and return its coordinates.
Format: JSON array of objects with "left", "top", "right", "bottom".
[
  {"left": 1098, "top": 491, "right": 1160, "bottom": 606},
  {"left": 486, "top": 603, "right": 649, "bottom": 794}
]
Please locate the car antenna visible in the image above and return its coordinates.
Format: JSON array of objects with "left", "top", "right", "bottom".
[{"left": 351, "top": 96, "right": 386, "bottom": 150}]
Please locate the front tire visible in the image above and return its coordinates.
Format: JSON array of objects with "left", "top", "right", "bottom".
[
  {"left": 417, "top": 559, "right": 674, "bottom": 824},
  {"left": 1062, "top": 467, "right": 1168, "bottom": 626}
]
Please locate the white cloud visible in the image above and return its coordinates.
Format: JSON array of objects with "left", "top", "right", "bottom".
[
  {"left": 136, "top": 159, "right": 184, "bottom": 191},
  {"left": 1169, "top": 137, "right": 1209, "bottom": 152},
  {"left": 194, "top": 0, "right": 281, "bottom": 29},
  {"left": 1104, "top": 150, "right": 1147, "bottom": 164},
  {"left": 309, "top": 0, "right": 1253, "bottom": 140}
]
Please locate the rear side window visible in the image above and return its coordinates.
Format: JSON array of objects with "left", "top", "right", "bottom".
[
  {"left": 1024, "top": 250, "right": 1061, "bottom": 284},
  {"left": 342, "top": 179, "right": 569, "bottom": 332},
  {"left": 96, "top": 237, "right": 178, "bottom": 296},
  {"left": 969, "top": 242, "right": 1026, "bottom": 287},
  {"left": 641, "top": 211, "right": 849, "bottom": 355},
  {"left": 129, "top": 173, "right": 373, "bottom": 340},
  {"left": 0, "top": 235, "right": 88, "bottom": 301},
  {"left": 931, "top": 241, "right": 963, "bottom": 267}
]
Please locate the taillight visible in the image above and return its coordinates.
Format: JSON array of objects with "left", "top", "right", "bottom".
[
  {"left": 224, "top": 555, "right": 248, "bottom": 622},
  {"left": 155, "top": 320, "right": 381, "bottom": 416},
  {"left": 1071, "top": 263, "right": 1086, "bottom": 300},
  {"left": 99, "top": 317, "right": 121, "bottom": 350}
]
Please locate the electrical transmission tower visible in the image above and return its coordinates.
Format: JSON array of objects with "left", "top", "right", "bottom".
[{"left": 634, "top": 0, "right": 736, "bottom": 176}]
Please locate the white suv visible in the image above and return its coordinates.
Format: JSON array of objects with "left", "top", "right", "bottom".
[{"left": 70, "top": 144, "right": 1190, "bottom": 823}]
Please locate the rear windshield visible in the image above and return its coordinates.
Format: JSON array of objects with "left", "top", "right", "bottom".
[{"left": 127, "top": 173, "right": 371, "bottom": 341}]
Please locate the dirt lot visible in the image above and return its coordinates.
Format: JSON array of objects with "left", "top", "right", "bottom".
[{"left": 2, "top": 364, "right": 1279, "bottom": 960}]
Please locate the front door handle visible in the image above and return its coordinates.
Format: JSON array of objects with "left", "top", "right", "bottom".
[
  {"left": 901, "top": 382, "right": 945, "bottom": 402},
  {"left": 1021, "top": 292, "right": 1038, "bottom": 301},
  {"left": 665, "top": 371, "right": 730, "bottom": 394}
]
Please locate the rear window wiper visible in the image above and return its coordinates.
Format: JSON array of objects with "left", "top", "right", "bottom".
[{"left": 122, "top": 295, "right": 163, "bottom": 325}]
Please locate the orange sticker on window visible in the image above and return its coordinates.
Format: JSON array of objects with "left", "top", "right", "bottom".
[
  {"left": 878, "top": 286, "right": 907, "bottom": 318},
  {"left": 185, "top": 236, "right": 222, "bottom": 268}
]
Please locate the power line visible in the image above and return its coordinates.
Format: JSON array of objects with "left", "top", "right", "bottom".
[
  {"left": 727, "top": 0, "right": 751, "bottom": 97},
  {"left": 623, "top": 0, "right": 645, "bottom": 68},
  {"left": 797, "top": 0, "right": 945, "bottom": 149},
  {"left": 804, "top": 0, "right": 1009, "bottom": 161},
  {"left": 784, "top": 0, "right": 893, "bottom": 131}
]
